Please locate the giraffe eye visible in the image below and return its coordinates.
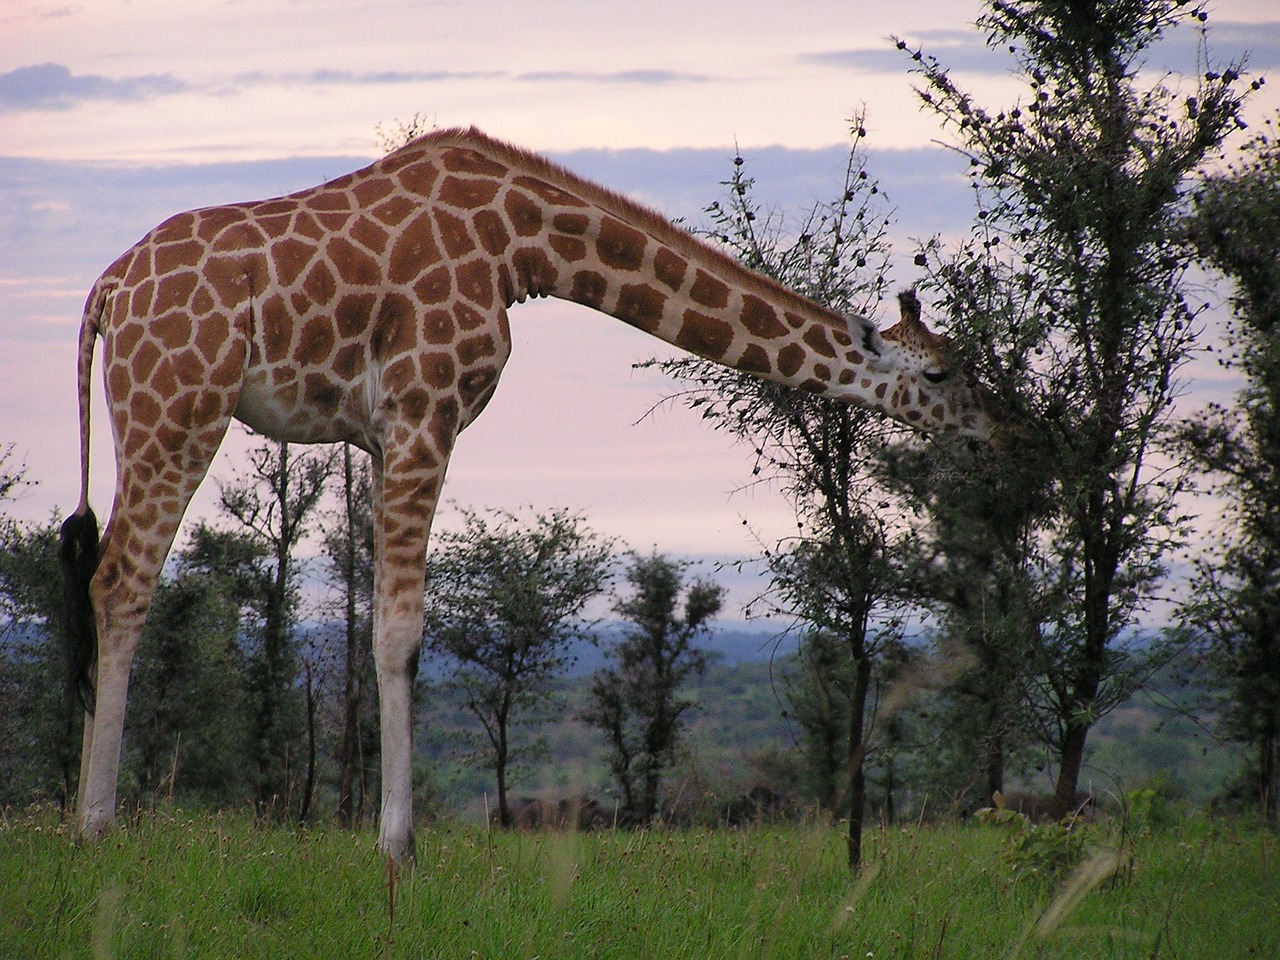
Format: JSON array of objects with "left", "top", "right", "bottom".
[{"left": 923, "top": 369, "right": 949, "bottom": 384}]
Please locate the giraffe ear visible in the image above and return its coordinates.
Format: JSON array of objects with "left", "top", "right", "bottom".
[
  {"left": 847, "top": 314, "right": 883, "bottom": 358},
  {"left": 897, "top": 288, "right": 923, "bottom": 327},
  {"left": 882, "top": 288, "right": 947, "bottom": 351},
  {"left": 882, "top": 288, "right": 926, "bottom": 342}
]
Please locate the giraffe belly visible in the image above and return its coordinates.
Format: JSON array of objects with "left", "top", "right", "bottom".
[{"left": 233, "top": 367, "right": 364, "bottom": 446}]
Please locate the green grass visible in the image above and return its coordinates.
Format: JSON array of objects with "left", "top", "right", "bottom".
[{"left": 1, "top": 808, "right": 1275, "bottom": 959}]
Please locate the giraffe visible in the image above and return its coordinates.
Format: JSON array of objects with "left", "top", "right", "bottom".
[{"left": 60, "top": 126, "right": 998, "bottom": 863}]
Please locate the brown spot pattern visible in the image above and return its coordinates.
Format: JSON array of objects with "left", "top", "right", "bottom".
[
  {"left": 596, "top": 217, "right": 646, "bottom": 271},
  {"left": 616, "top": 284, "right": 665, "bottom": 332},
  {"left": 438, "top": 175, "right": 502, "bottom": 210},
  {"left": 512, "top": 247, "right": 558, "bottom": 295},
  {"left": 740, "top": 296, "right": 786, "bottom": 339},
  {"left": 513, "top": 175, "right": 586, "bottom": 207},
  {"left": 441, "top": 148, "right": 508, "bottom": 178},
  {"left": 678, "top": 310, "right": 733, "bottom": 359},
  {"left": 738, "top": 344, "right": 772, "bottom": 375},
  {"left": 653, "top": 248, "right": 687, "bottom": 291},
  {"left": 552, "top": 212, "right": 590, "bottom": 235},
  {"left": 690, "top": 271, "right": 729, "bottom": 309},
  {"left": 570, "top": 270, "right": 608, "bottom": 309},
  {"left": 433, "top": 209, "right": 476, "bottom": 260},
  {"left": 777, "top": 343, "right": 805, "bottom": 378},
  {"left": 473, "top": 209, "right": 511, "bottom": 255},
  {"left": 456, "top": 258, "right": 495, "bottom": 308},
  {"left": 802, "top": 325, "right": 837, "bottom": 358},
  {"left": 504, "top": 190, "right": 543, "bottom": 238},
  {"left": 549, "top": 234, "right": 587, "bottom": 262}
]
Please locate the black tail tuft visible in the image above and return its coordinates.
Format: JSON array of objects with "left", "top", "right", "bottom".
[{"left": 59, "top": 508, "right": 100, "bottom": 714}]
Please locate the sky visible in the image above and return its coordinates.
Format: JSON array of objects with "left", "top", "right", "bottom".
[{"left": 2, "top": 0, "right": 1279, "bottom": 617}]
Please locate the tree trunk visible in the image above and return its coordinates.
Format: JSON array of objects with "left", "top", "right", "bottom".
[
  {"left": 254, "top": 442, "right": 294, "bottom": 814},
  {"left": 1055, "top": 501, "right": 1114, "bottom": 812},
  {"left": 846, "top": 653, "right": 872, "bottom": 871},
  {"left": 985, "top": 728, "right": 1005, "bottom": 805},
  {"left": 300, "top": 654, "right": 317, "bottom": 823},
  {"left": 495, "top": 704, "right": 511, "bottom": 828},
  {"left": 1261, "top": 722, "right": 1278, "bottom": 823},
  {"left": 337, "top": 444, "right": 360, "bottom": 829},
  {"left": 1055, "top": 721, "right": 1090, "bottom": 814},
  {"left": 496, "top": 748, "right": 510, "bottom": 829},
  {"left": 883, "top": 755, "right": 895, "bottom": 827}
]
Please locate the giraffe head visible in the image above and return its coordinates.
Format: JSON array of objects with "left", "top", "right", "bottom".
[{"left": 848, "top": 290, "right": 1000, "bottom": 442}]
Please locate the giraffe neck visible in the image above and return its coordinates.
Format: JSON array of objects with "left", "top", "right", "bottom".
[{"left": 395, "top": 129, "right": 885, "bottom": 402}]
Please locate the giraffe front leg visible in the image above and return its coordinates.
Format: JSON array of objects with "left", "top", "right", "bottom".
[
  {"left": 375, "top": 617, "right": 422, "bottom": 865},
  {"left": 370, "top": 443, "right": 446, "bottom": 867}
]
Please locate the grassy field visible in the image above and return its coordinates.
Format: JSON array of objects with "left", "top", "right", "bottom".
[{"left": 1, "top": 808, "right": 1275, "bottom": 959}]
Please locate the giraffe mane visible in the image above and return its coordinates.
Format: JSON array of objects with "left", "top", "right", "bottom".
[{"left": 388, "top": 126, "right": 872, "bottom": 342}]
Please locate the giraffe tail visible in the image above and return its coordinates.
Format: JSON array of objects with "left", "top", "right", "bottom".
[
  {"left": 58, "top": 279, "right": 109, "bottom": 714},
  {"left": 60, "top": 508, "right": 99, "bottom": 713}
]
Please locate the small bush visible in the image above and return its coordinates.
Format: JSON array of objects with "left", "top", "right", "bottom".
[{"left": 976, "top": 793, "right": 1090, "bottom": 889}]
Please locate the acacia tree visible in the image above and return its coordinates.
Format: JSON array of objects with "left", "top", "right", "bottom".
[
  {"left": 1180, "top": 118, "right": 1280, "bottom": 819},
  {"left": 902, "top": 0, "right": 1248, "bottom": 809},
  {"left": 583, "top": 552, "right": 723, "bottom": 824},
  {"left": 218, "top": 438, "right": 333, "bottom": 815},
  {"left": 423, "top": 507, "right": 613, "bottom": 828},
  {"left": 651, "top": 128, "right": 928, "bottom": 867}
]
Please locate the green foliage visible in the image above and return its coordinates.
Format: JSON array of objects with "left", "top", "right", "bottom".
[
  {"left": 780, "top": 629, "right": 853, "bottom": 810},
  {"left": 318, "top": 444, "right": 379, "bottom": 829},
  {"left": 1125, "top": 777, "right": 1177, "bottom": 833},
  {"left": 216, "top": 439, "right": 333, "bottom": 815},
  {"left": 0, "top": 516, "right": 80, "bottom": 808},
  {"left": 0, "top": 443, "right": 31, "bottom": 505},
  {"left": 125, "top": 565, "right": 254, "bottom": 807},
  {"left": 655, "top": 118, "right": 931, "bottom": 867}
]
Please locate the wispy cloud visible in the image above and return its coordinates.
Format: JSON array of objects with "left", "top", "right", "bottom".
[
  {"left": 1, "top": 61, "right": 713, "bottom": 114},
  {"left": 230, "top": 68, "right": 506, "bottom": 87},
  {"left": 806, "top": 20, "right": 1280, "bottom": 78},
  {"left": 516, "top": 69, "right": 711, "bottom": 85},
  {"left": 234, "top": 67, "right": 711, "bottom": 87},
  {"left": 0, "top": 4, "right": 76, "bottom": 28},
  {"left": 802, "top": 32, "right": 1014, "bottom": 76},
  {"left": 1163, "top": 20, "right": 1280, "bottom": 72},
  {"left": 0, "top": 63, "right": 189, "bottom": 112}
]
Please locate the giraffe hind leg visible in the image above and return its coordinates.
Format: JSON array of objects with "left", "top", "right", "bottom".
[
  {"left": 76, "top": 416, "right": 241, "bottom": 837},
  {"left": 76, "top": 315, "right": 246, "bottom": 839}
]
